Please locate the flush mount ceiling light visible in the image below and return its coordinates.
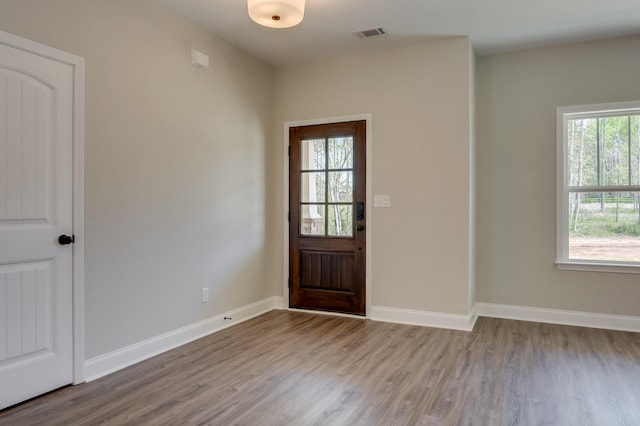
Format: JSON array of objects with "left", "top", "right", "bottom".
[{"left": 247, "top": 0, "right": 305, "bottom": 28}]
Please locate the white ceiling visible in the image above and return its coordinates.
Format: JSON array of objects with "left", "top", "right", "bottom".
[{"left": 156, "top": 0, "right": 640, "bottom": 67}]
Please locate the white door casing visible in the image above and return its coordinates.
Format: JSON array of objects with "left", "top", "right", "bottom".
[{"left": 0, "top": 31, "right": 84, "bottom": 410}]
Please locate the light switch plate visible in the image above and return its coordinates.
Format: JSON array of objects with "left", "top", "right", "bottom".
[{"left": 374, "top": 194, "right": 391, "bottom": 208}]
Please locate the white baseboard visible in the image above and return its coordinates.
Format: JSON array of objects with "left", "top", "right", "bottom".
[
  {"left": 370, "top": 305, "right": 477, "bottom": 332},
  {"left": 84, "top": 296, "right": 284, "bottom": 382},
  {"left": 272, "top": 296, "right": 286, "bottom": 310},
  {"left": 476, "top": 302, "right": 640, "bottom": 333},
  {"left": 83, "top": 297, "right": 639, "bottom": 383}
]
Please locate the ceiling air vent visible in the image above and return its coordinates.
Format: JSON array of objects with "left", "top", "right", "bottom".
[{"left": 353, "top": 27, "right": 387, "bottom": 40}]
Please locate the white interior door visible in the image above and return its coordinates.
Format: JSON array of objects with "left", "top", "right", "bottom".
[{"left": 0, "top": 38, "right": 74, "bottom": 409}]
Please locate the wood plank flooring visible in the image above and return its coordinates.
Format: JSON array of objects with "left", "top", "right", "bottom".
[{"left": 1, "top": 310, "right": 640, "bottom": 425}]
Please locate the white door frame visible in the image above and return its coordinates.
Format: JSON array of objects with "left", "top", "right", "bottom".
[
  {"left": 0, "top": 30, "right": 85, "bottom": 384},
  {"left": 283, "top": 114, "right": 372, "bottom": 317}
]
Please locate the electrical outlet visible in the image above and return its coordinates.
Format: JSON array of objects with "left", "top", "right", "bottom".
[{"left": 201, "top": 287, "right": 209, "bottom": 303}]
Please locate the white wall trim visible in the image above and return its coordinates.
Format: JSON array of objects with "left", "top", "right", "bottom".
[
  {"left": 555, "top": 260, "right": 640, "bottom": 274},
  {"left": 71, "top": 41, "right": 86, "bottom": 387},
  {"left": 477, "top": 302, "right": 640, "bottom": 333},
  {"left": 369, "top": 302, "right": 640, "bottom": 333},
  {"left": 0, "top": 30, "right": 86, "bottom": 385},
  {"left": 272, "top": 296, "right": 286, "bottom": 310},
  {"left": 83, "top": 298, "right": 640, "bottom": 383},
  {"left": 282, "top": 114, "right": 373, "bottom": 316},
  {"left": 84, "top": 296, "right": 284, "bottom": 382},
  {"left": 370, "top": 305, "right": 477, "bottom": 332}
]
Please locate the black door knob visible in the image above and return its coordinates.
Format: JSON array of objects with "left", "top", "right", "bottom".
[
  {"left": 356, "top": 225, "right": 365, "bottom": 231},
  {"left": 58, "top": 234, "right": 75, "bottom": 245}
]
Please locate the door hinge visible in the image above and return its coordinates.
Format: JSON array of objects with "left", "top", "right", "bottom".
[
  {"left": 288, "top": 146, "right": 291, "bottom": 156},
  {"left": 288, "top": 277, "right": 291, "bottom": 288},
  {"left": 288, "top": 211, "right": 291, "bottom": 222}
]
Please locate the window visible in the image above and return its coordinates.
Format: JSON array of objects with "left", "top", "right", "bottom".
[{"left": 557, "top": 101, "right": 640, "bottom": 272}]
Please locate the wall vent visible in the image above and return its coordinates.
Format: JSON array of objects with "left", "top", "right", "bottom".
[{"left": 353, "top": 27, "right": 387, "bottom": 40}]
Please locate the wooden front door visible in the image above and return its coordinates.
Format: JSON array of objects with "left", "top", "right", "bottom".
[{"left": 289, "top": 120, "right": 366, "bottom": 315}]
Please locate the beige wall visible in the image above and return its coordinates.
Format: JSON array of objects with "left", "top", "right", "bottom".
[
  {"left": 476, "top": 35, "right": 640, "bottom": 316},
  {"left": 0, "top": 0, "right": 276, "bottom": 358},
  {"left": 274, "top": 37, "right": 474, "bottom": 315}
]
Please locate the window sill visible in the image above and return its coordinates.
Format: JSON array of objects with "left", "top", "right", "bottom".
[{"left": 556, "top": 260, "right": 640, "bottom": 274}]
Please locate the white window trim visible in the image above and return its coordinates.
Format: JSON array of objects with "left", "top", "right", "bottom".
[{"left": 556, "top": 100, "right": 640, "bottom": 274}]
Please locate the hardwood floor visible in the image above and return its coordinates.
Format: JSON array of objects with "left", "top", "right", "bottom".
[{"left": 1, "top": 310, "right": 640, "bottom": 425}]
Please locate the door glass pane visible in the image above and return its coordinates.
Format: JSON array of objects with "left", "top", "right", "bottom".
[
  {"left": 328, "top": 136, "right": 353, "bottom": 169},
  {"left": 301, "top": 139, "right": 326, "bottom": 171},
  {"left": 328, "top": 204, "right": 353, "bottom": 237},
  {"left": 327, "top": 171, "right": 353, "bottom": 202},
  {"left": 301, "top": 204, "right": 325, "bottom": 235},
  {"left": 301, "top": 172, "right": 325, "bottom": 202}
]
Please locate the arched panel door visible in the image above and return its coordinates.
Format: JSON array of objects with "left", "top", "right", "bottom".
[{"left": 0, "top": 38, "right": 74, "bottom": 409}]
